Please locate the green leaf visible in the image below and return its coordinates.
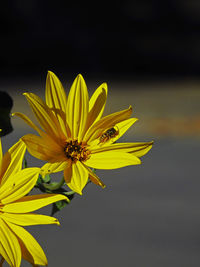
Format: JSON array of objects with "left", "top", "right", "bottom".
[
  {"left": 43, "top": 182, "right": 62, "bottom": 191},
  {"left": 36, "top": 175, "right": 43, "bottom": 185},
  {"left": 43, "top": 174, "right": 51, "bottom": 183},
  {"left": 23, "top": 158, "right": 28, "bottom": 168},
  {"left": 51, "top": 200, "right": 68, "bottom": 216}
]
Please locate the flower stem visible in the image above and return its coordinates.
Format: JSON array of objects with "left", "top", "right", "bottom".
[
  {"left": 43, "top": 176, "right": 65, "bottom": 191},
  {"left": 64, "top": 190, "right": 75, "bottom": 196}
]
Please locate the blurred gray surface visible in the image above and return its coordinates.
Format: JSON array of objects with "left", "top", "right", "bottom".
[
  {"left": 1, "top": 79, "right": 200, "bottom": 266},
  {"left": 2, "top": 133, "right": 200, "bottom": 267}
]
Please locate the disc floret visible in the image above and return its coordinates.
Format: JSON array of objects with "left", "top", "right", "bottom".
[{"left": 64, "top": 140, "right": 91, "bottom": 163}]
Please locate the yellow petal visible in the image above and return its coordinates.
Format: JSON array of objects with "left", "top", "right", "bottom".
[
  {"left": 45, "top": 71, "right": 70, "bottom": 138},
  {"left": 0, "top": 168, "right": 40, "bottom": 204},
  {"left": 66, "top": 74, "right": 89, "bottom": 140},
  {"left": 22, "top": 134, "right": 65, "bottom": 162},
  {"left": 84, "top": 106, "right": 133, "bottom": 143},
  {"left": 0, "top": 151, "right": 10, "bottom": 185},
  {"left": 87, "top": 83, "right": 107, "bottom": 128},
  {"left": 1, "top": 139, "right": 26, "bottom": 185},
  {"left": 45, "top": 71, "right": 67, "bottom": 112},
  {"left": 1, "top": 212, "right": 59, "bottom": 226},
  {"left": 24, "top": 92, "right": 65, "bottom": 141},
  {"left": 85, "top": 151, "right": 141, "bottom": 169},
  {"left": 129, "top": 142, "right": 154, "bottom": 157},
  {"left": 3, "top": 194, "right": 69, "bottom": 213},
  {"left": 6, "top": 221, "right": 48, "bottom": 266},
  {"left": 63, "top": 160, "right": 72, "bottom": 183},
  {"left": 12, "top": 112, "right": 44, "bottom": 136},
  {"left": 18, "top": 238, "right": 35, "bottom": 266},
  {"left": 83, "top": 164, "right": 105, "bottom": 188},
  {"left": 66, "top": 161, "right": 89, "bottom": 195},
  {"left": 40, "top": 161, "right": 69, "bottom": 178},
  {"left": 13, "top": 113, "right": 67, "bottom": 149},
  {"left": 91, "top": 141, "right": 154, "bottom": 157},
  {"left": 0, "top": 218, "right": 21, "bottom": 267}
]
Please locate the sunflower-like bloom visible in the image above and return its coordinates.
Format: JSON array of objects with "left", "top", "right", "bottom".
[
  {"left": 0, "top": 138, "right": 68, "bottom": 267},
  {"left": 14, "top": 71, "right": 153, "bottom": 195}
]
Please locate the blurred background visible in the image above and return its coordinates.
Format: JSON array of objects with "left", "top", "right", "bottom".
[{"left": 1, "top": 0, "right": 200, "bottom": 266}]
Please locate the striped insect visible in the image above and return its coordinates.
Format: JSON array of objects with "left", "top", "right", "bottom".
[{"left": 99, "top": 127, "right": 119, "bottom": 144}]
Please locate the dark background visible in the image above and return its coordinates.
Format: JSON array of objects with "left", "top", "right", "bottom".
[
  {"left": 1, "top": 0, "right": 200, "bottom": 79},
  {"left": 1, "top": 1, "right": 200, "bottom": 267}
]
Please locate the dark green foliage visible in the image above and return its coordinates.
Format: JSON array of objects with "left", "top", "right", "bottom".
[{"left": 35, "top": 174, "right": 75, "bottom": 215}]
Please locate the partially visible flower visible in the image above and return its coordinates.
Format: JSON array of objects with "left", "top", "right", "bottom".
[
  {"left": 14, "top": 71, "right": 153, "bottom": 195},
  {"left": 0, "top": 138, "right": 69, "bottom": 267}
]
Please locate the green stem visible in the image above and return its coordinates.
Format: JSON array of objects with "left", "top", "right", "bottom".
[
  {"left": 43, "top": 176, "right": 65, "bottom": 191},
  {"left": 39, "top": 168, "right": 96, "bottom": 194},
  {"left": 64, "top": 190, "right": 75, "bottom": 196}
]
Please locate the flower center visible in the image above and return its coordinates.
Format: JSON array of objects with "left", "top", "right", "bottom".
[{"left": 64, "top": 140, "right": 90, "bottom": 163}]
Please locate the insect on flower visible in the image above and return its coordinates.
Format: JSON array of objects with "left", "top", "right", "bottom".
[
  {"left": 13, "top": 71, "right": 154, "bottom": 195},
  {"left": 99, "top": 127, "right": 119, "bottom": 144}
]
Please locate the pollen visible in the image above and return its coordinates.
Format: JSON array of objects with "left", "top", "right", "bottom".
[{"left": 64, "top": 140, "right": 91, "bottom": 163}]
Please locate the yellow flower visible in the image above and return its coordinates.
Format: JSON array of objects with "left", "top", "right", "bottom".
[
  {"left": 14, "top": 71, "right": 153, "bottom": 195},
  {"left": 0, "top": 138, "right": 69, "bottom": 267}
]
